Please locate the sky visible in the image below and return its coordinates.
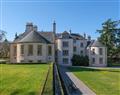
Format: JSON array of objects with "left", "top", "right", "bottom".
[{"left": 0, "top": 0, "right": 120, "bottom": 41}]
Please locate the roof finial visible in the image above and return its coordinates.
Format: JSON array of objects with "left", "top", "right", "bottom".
[
  {"left": 69, "top": 29, "right": 72, "bottom": 34},
  {"left": 84, "top": 32, "right": 86, "bottom": 39},
  {"left": 88, "top": 35, "right": 91, "bottom": 41},
  {"left": 15, "top": 32, "right": 18, "bottom": 39}
]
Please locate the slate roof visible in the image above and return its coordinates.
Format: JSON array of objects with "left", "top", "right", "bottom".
[
  {"left": 39, "top": 31, "right": 54, "bottom": 43},
  {"left": 14, "top": 31, "right": 30, "bottom": 42},
  {"left": 14, "top": 31, "right": 51, "bottom": 43},
  {"left": 70, "top": 33, "right": 85, "bottom": 40},
  {"left": 89, "top": 40, "right": 105, "bottom": 47},
  {"left": 56, "top": 32, "right": 85, "bottom": 40},
  {"left": 56, "top": 32, "right": 70, "bottom": 39}
]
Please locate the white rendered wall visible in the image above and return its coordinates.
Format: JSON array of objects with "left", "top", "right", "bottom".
[
  {"left": 10, "top": 43, "right": 55, "bottom": 63},
  {"left": 73, "top": 39, "right": 87, "bottom": 56},
  {"left": 57, "top": 39, "right": 73, "bottom": 66},
  {"left": 89, "top": 47, "right": 107, "bottom": 67},
  {"left": 57, "top": 39, "right": 88, "bottom": 66}
]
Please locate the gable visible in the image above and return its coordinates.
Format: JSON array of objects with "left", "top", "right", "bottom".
[{"left": 17, "top": 31, "right": 50, "bottom": 43}]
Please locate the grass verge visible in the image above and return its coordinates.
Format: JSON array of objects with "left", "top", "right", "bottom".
[{"left": 69, "top": 67, "right": 120, "bottom": 95}]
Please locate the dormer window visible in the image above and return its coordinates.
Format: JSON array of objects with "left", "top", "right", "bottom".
[{"left": 62, "top": 31, "right": 70, "bottom": 39}]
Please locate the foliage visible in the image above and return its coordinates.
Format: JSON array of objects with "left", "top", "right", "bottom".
[
  {"left": 69, "top": 67, "right": 120, "bottom": 95},
  {"left": 97, "top": 19, "right": 120, "bottom": 61},
  {"left": 71, "top": 55, "right": 89, "bottom": 66},
  {"left": 0, "top": 39, "right": 10, "bottom": 58},
  {"left": 0, "top": 30, "right": 6, "bottom": 42}
]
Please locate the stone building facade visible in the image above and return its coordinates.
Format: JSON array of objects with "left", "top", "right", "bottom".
[{"left": 10, "top": 22, "right": 107, "bottom": 67}]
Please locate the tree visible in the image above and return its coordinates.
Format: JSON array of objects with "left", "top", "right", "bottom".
[
  {"left": 0, "top": 39, "right": 9, "bottom": 58},
  {"left": 97, "top": 19, "right": 120, "bottom": 62},
  {"left": 71, "top": 55, "right": 89, "bottom": 66},
  {"left": 0, "top": 30, "right": 6, "bottom": 42},
  {"left": 0, "top": 30, "right": 9, "bottom": 58}
]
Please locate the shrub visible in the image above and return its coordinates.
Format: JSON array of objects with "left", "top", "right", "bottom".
[{"left": 71, "top": 55, "right": 89, "bottom": 66}]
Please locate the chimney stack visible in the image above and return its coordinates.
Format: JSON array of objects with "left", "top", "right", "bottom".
[
  {"left": 25, "top": 22, "right": 33, "bottom": 32},
  {"left": 33, "top": 25, "right": 38, "bottom": 31}
]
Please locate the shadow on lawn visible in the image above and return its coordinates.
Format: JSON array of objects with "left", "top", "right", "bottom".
[
  {"left": 6, "top": 63, "right": 48, "bottom": 65},
  {"left": 10, "top": 89, "right": 22, "bottom": 95},
  {"left": 0, "top": 62, "right": 52, "bottom": 65},
  {"left": 10, "top": 89, "right": 36, "bottom": 95},
  {"left": 68, "top": 67, "right": 120, "bottom": 73}
]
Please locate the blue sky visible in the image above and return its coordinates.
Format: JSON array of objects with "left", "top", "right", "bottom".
[{"left": 0, "top": 0, "right": 119, "bottom": 41}]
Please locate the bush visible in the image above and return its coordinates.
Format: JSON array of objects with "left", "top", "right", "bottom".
[{"left": 71, "top": 55, "right": 89, "bottom": 66}]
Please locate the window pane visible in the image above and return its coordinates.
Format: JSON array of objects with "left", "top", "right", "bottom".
[
  {"left": 73, "top": 39, "right": 76, "bottom": 43},
  {"left": 80, "top": 43, "right": 84, "bottom": 47},
  {"left": 21, "top": 45, "right": 24, "bottom": 55},
  {"left": 63, "top": 41, "right": 69, "bottom": 47},
  {"left": 63, "top": 50, "right": 69, "bottom": 56},
  {"left": 28, "top": 45, "right": 33, "bottom": 56},
  {"left": 63, "top": 58, "right": 68, "bottom": 64},
  {"left": 48, "top": 46, "right": 52, "bottom": 56},
  {"left": 73, "top": 46, "right": 76, "bottom": 52},
  {"left": 99, "top": 48, "right": 103, "bottom": 55},
  {"left": 99, "top": 58, "right": 103, "bottom": 64},
  {"left": 80, "top": 50, "right": 83, "bottom": 55},
  {"left": 92, "top": 58, "right": 95, "bottom": 64},
  {"left": 92, "top": 49, "right": 95, "bottom": 55},
  {"left": 37, "top": 45, "right": 42, "bottom": 55},
  {"left": 13, "top": 46, "right": 17, "bottom": 56}
]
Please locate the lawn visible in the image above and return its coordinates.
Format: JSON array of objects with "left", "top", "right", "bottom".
[
  {"left": 0, "top": 63, "right": 53, "bottom": 95},
  {"left": 69, "top": 67, "right": 120, "bottom": 95}
]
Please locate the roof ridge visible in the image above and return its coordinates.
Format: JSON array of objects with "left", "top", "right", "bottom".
[
  {"left": 18, "top": 31, "right": 50, "bottom": 43},
  {"left": 35, "top": 31, "right": 51, "bottom": 43}
]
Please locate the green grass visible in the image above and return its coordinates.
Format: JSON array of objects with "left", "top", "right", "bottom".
[
  {"left": 42, "top": 63, "right": 53, "bottom": 95},
  {"left": 0, "top": 63, "right": 52, "bottom": 95},
  {"left": 69, "top": 67, "right": 120, "bottom": 95}
]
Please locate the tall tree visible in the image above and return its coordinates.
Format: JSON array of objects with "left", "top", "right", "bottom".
[
  {"left": 0, "top": 39, "right": 9, "bottom": 58},
  {"left": 0, "top": 30, "right": 9, "bottom": 58},
  {"left": 97, "top": 19, "right": 120, "bottom": 58},
  {"left": 0, "top": 30, "right": 6, "bottom": 42}
]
